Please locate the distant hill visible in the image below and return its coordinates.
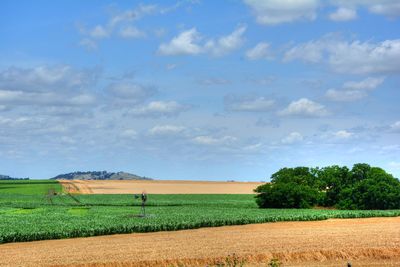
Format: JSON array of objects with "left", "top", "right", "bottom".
[
  {"left": 50, "top": 171, "right": 153, "bottom": 180},
  {"left": 0, "top": 174, "right": 29, "bottom": 180}
]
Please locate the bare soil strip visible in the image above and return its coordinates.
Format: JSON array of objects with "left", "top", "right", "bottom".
[
  {"left": 1, "top": 217, "right": 399, "bottom": 266},
  {"left": 59, "top": 179, "right": 264, "bottom": 194}
]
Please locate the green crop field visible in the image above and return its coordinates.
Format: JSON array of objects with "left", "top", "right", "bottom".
[
  {"left": 0, "top": 180, "right": 62, "bottom": 195},
  {"left": 1, "top": 180, "right": 400, "bottom": 244}
]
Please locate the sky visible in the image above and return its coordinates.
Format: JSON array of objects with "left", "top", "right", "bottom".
[{"left": 0, "top": 0, "right": 399, "bottom": 180}]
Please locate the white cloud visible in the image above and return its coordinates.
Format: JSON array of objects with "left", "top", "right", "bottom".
[
  {"left": 77, "top": 4, "right": 159, "bottom": 50},
  {"left": 284, "top": 38, "right": 328, "bottom": 63},
  {"left": 390, "top": 121, "right": 400, "bottom": 131},
  {"left": 68, "top": 94, "right": 96, "bottom": 105},
  {"left": 158, "top": 26, "right": 246, "bottom": 57},
  {"left": 326, "top": 77, "right": 384, "bottom": 102},
  {"left": 245, "top": 42, "right": 273, "bottom": 60},
  {"left": 245, "top": 1, "right": 400, "bottom": 25},
  {"left": 120, "top": 129, "right": 138, "bottom": 139},
  {"left": 0, "top": 65, "right": 98, "bottom": 110},
  {"left": 149, "top": 125, "right": 186, "bottom": 136},
  {"left": 369, "top": 2, "right": 400, "bottom": 17},
  {"left": 90, "top": 25, "right": 109, "bottom": 39},
  {"left": 205, "top": 26, "right": 247, "bottom": 56},
  {"left": 0, "top": 90, "right": 95, "bottom": 107},
  {"left": 119, "top": 26, "right": 145, "bottom": 38},
  {"left": 107, "top": 82, "right": 155, "bottom": 102},
  {"left": 247, "top": 76, "right": 276, "bottom": 85},
  {"left": 166, "top": 64, "right": 177, "bottom": 70},
  {"left": 329, "top": 7, "right": 357, "bottom": 21},
  {"left": 244, "top": 0, "right": 319, "bottom": 25},
  {"left": 279, "top": 98, "right": 328, "bottom": 117},
  {"left": 225, "top": 95, "right": 275, "bottom": 112},
  {"left": 0, "top": 65, "right": 98, "bottom": 92},
  {"left": 284, "top": 36, "right": 400, "bottom": 74},
  {"left": 154, "top": 28, "right": 167, "bottom": 38},
  {"left": 199, "top": 78, "right": 230, "bottom": 86},
  {"left": 79, "top": 38, "right": 97, "bottom": 50},
  {"left": 193, "top": 135, "right": 237, "bottom": 146},
  {"left": 332, "top": 1, "right": 400, "bottom": 18},
  {"left": 281, "top": 132, "right": 303, "bottom": 144},
  {"left": 342, "top": 77, "right": 384, "bottom": 90},
  {"left": 60, "top": 136, "right": 76, "bottom": 145},
  {"left": 0, "top": 90, "right": 96, "bottom": 107},
  {"left": 130, "top": 101, "right": 189, "bottom": 117},
  {"left": 109, "top": 4, "right": 158, "bottom": 27},
  {"left": 0, "top": 115, "right": 30, "bottom": 126},
  {"left": 243, "top": 143, "right": 263, "bottom": 152},
  {"left": 388, "top": 162, "right": 400, "bottom": 171},
  {"left": 158, "top": 28, "right": 203, "bottom": 56},
  {"left": 326, "top": 89, "right": 367, "bottom": 101},
  {"left": 333, "top": 130, "right": 354, "bottom": 139}
]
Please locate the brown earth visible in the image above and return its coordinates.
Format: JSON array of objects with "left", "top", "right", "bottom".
[
  {"left": 59, "top": 179, "right": 264, "bottom": 194},
  {"left": 1, "top": 217, "right": 399, "bottom": 266}
]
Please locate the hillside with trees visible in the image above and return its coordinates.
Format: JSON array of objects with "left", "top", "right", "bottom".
[
  {"left": 0, "top": 174, "right": 29, "bottom": 180},
  {"left": 51, "top": 171, "right": 153, "bottom": 180},
  {"left": 255, "top": 163, "right": 400, "bottom": 210}
]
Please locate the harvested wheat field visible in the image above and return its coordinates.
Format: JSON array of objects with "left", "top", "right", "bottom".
[
  {"left": 59, "top": 179, "right": 264, "bottom": 194},
  {"left": 1, "top": 217, "right": 400, "bottom": 266}
]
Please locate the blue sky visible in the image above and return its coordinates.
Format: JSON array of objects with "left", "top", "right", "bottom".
[{"left": 0, "top": 0, "right": 400, "bottom": 180}]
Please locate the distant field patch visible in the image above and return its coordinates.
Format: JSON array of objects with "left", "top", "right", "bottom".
[
  {"left": 68, "top": 207, "right": 90, "bottom": 216},
  {"left": 0, "top": 180, "right": 62, "bottom": 195},
  {"left": 59, "top": 179, "right": 264, "bottom": 194}
]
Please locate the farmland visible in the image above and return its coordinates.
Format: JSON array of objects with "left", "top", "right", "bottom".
[
  {"left": 59, "top": 179, "right": 264, "bottom": 194},
  {"left": 1, "top": 217, "right": 400, "bottom": 266},
  {"left": 0, "top": 179, "right": 62, "bottom": 195},
  {"left": 1, "top": 179, "right": 400, "bottom": 244}
]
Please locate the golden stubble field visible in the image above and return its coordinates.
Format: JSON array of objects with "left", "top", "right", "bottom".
[
  {"left": 59, "top": 179, "right": 264, "bottom": 194},
  {"left": 1, "top": 217, "right": 400, "bottom": 266}
]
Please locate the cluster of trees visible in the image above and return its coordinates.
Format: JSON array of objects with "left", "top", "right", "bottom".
[
  {"left": 51, "top": 171, "right": 153, "bottom": 180},
  {"left": 255, "top": 163, "right": 400, "bottom": 210},
  {"left": 0, "top": 174, "right": 29, "bottom": 180}
]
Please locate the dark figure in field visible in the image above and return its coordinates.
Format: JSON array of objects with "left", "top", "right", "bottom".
[
  {"left": 141, "top": 191, "right": 147, "bottom": 217},
  {"left": 134, "top": 191, "right": 147, "bottom": 217}
]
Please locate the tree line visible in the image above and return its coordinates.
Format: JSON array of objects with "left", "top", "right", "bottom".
[
  {"left": 0, "top": 174, "right": 29, "bottom": 180},
  {"left": 255, "top": 163, "right": 400, "bottom": 210}
]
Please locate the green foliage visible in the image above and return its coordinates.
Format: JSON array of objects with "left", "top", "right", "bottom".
[
  {"left": 271, "top": 167, "right": 317, "bottom": 188},
  {"left": 337, "top": 178, "right": 400, "bottom": 210},
  {"left": 268, "top": 258, "right": 282, "bottom": 267},
  {"left": 256, "top": 163, "right": 400, "bottom": 210},
  {"left": 255, "top": 182, "right": 321, "bottom": 208},
  {"left": 315, "top": 165, "right": 349, "bottom": 206},
  {"left": 215, "top": 253, "right": 246, "bottom": 267}
]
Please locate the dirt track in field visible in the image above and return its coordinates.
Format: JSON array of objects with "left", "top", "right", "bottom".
[
  {"left": 59, "top": 179, "right": 263, "bottom": 194},
  {"left": 1, "top": 217, "right": 400, "bottom": 266},
  {"left": 60, "top": 180, "right": 93, "bottom": 194}
]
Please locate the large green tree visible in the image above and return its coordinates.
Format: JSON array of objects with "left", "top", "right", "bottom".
[
  {"left": 255, "top": 164, "right": 400, "bottom": 210},
  {"left": 337, "top": 167, "right": 400, "bottom": 210}
]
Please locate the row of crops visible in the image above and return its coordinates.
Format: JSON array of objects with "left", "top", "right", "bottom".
[{"left": 1, "top": 180, "right": 400, "bottom": 244}]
